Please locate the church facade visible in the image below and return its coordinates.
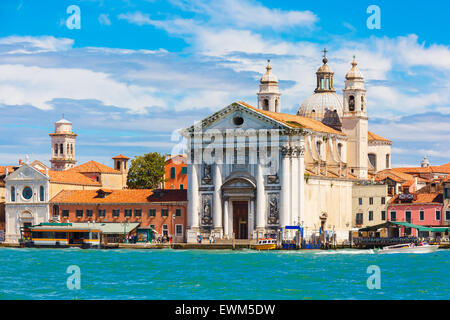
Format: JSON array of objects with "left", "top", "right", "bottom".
[{"left": 182, "top": 53, "right": 392, "bottom": 243}]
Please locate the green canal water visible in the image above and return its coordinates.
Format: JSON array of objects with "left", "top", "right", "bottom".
[{"left": 0, "top": 248, "right": 448, "bottom": 300}]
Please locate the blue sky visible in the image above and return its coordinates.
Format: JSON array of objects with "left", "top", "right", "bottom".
[{"left": 0, "top": 0, "right": 449, "bottom": 168}]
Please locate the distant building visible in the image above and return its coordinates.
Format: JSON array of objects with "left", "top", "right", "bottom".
[
  {"left": 443, "top": 177, "right": 450, "bottom": 227},
  {"left": 50, "top": 188, "right": 187, "bottom": 242},
  {"left": 49, "top": 117, "right": 77, "bottom": 171},
  {"left": 164, "top": 154, "right": 187, "bottom": 190},
  {"left": 352, "top": 183, "right": 389, "bottom": 228},
  {"left": 387, "top": 184, "right": 444, "bottom": 238}
]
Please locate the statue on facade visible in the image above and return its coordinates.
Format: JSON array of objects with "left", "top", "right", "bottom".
[
  {"left": 201, "top": 197, "right": 212, "bottom": 225},
  {"left": 268, "top": 195, "right": 279, "bottom": 224},
  {"left": 202, "top": 164, "right": 212, "bottom": 184}
]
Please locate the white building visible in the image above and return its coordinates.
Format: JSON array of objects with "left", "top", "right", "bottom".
[{"left": 182, "top": 53, "right": 393, "bottom": 243}]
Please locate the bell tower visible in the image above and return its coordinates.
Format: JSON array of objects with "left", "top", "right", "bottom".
[
  {"left": 49, "top": 116, "right": 77, "bottom": 171},
  {"left": 341, "top": 56, "right": 368, "bottom": 179},
  {"left": 257, "top": 60, "right": 281, "bottom": 112}
]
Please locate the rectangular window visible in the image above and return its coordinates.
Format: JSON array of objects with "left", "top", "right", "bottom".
[
  {"left": 175, "top": 224, "right": 183, "bottom": 236},
  {"left": 161, "top": 209, "right": 169, "bottom": 217},
  {"left": 125, "top": 209, "right": 132, "bottom": 217},
  {"left": 86, "top": 210, "right": 93, "bottom": 217},
  {"left": 419, "top": 210, "right": 425, "bottom": 221},
  {"left": 98, "top": 209, "right": 106, "bottom": 217},
  {"left": 390, "top": 211, "right": 396, "bottom": 221},
  {"left": 40, "top": 186, "right": 44, "bottom": 201},
  {"left": 446, "top": 211, "right": 450, "bottom": 221},
  {"left": 381, "top": 197, "right": 386, "bottom": 205},
  {"left": 175, "top": 208, "right": 182, "bottom": 217},
  {"left": 381, "top": 211, "right": 386, "bottom": 221},
  {"left": 359, "top": 198, "right": 363, "bottom": 205},
  {"left": 356, "top": 213, "right": 363, "bottom": 225},
  {"left": 369, "top": 211, "right": 373, "bottom": 221},
  {"left": 162, "top": 224, "right": 169, "bottom": 236},
  {"left": 150, "top": 224, "right": 155, "bottom": 230},
  {"left": 181, "top": 167, "right": 187, "bottom": 174},
  {"left": 148, "top": 209, "right": 156, "bottom": 217},
  {"left": 405, "top": 211, "right": 411, "bottom": 223},
  {"left": 112, "top": 209, "right": 120, "bottom": 217},
  {"left": 170, "top": 167, "right": 176, "bottom": 179},
  {"left": 134, "top": 209, "right": 142, "bottom": 217},
  {"left": 369, "top": 197, "right": 373, "bottom": 205},
  {"left": 11, "top": 187, "right": 15, "bottom": 202},
  {"left": 62, "top": 210, "right": 69, "bottom": 217},
  {"left": 436, "top": 210, "right": 441, "bottom": 221},
  {"left": 179, "top": 184, "right": 184, "bottom": 190},
  {"left": 76, "top": 210, "right": 83, "bottom": 218}
]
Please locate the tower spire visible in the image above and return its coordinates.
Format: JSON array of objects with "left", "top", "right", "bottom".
[{"left": 257, "top": 59, "right": 281, "bottom": 112}]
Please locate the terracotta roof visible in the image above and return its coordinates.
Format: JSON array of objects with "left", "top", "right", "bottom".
[
  {"left": 368, "top": 131, "right": 392, "bottom": 143},
  {"left": 390, "top": 192, "right": 443, "bottom": 205},
  {"left": 430, "top": 166, "right": 450, "bottom": 174},
  {"left": 112, "top": 154, "right": 130, "bottom": 160},
  {"left": 392, "top": 165, "right": 450, "bottom": 175},
  {"left": 238, "top": 101, "right": 346, "bottom": 136},
  {"left": 0, "top": 166, "right": 18, "bottom": 175},
  {"left": 69, "top": 160, "right": 119, "bottom": 174},
  {"left": 51, "top": 189, "right": 187, "bottom": 204},
  {"left": 375, "top": 169, "right": 414, "bottom": 183},
  {"left": 46, "top": 170, "right": 101, "bottom": 186}
]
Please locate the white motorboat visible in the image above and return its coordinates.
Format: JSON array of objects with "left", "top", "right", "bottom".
[{"left": 376, "top": 242, "right": 439, "bottom": 254}]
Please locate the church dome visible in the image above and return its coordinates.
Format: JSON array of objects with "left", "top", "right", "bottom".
[
  {"left": 345, "top": 56, "right": 363, "bottom": 80},
  {"left": 260, "top": 61, "right": 278, "bottom": 83},
  {"left": 297, "top": 92, "right": 343, "bottom": 121}
]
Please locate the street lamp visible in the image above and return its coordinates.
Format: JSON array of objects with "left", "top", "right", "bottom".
[
  {"left": 171, "top": 213, "right": 176, "bottom": 244},
  {"left": 121, "top": 219, "right": 129, "bottom": 243}
]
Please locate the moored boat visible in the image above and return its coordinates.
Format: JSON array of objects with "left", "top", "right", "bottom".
[
  {"left": 376, "top": 242, "right": 439, "bottom": 254},
  {"left": 255, "top": 238, "right": 277, "bottom": 250}
]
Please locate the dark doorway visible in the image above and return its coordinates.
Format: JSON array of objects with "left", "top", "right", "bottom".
[{"left": 233, "top": 201, "right": 248, "bottom": 239}]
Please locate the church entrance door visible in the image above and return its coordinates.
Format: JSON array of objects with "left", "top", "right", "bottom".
[{"left": 233, "top": 201, "right": 248, "bottom": 239}]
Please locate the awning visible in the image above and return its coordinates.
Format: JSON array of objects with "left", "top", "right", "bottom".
[{"left": 358, "top": 221, "right": 446, "bottom": 232}]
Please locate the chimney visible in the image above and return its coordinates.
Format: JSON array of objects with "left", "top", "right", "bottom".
[{"left": 18, "top": 159, "right": 23, "bottom": 165}]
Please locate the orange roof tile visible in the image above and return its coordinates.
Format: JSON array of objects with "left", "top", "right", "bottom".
[
  {"left": 69, "top": 160, "right": 119, "bottom": 174},
  {"left": 368, "top": 131, "right": 392, "bottom": 143},
  {"left": 46, "top": 170, "right": 101, "bottom": 186},
  {"left": 112, "top": 154, "right": 130, "bottom": 160},
  {"left": 51, "top": 189, "right": 187, "bottom": 203},
  {"left": 390, "top": 193, "right": 443, "bottom": 205},
  {"left": 238, "top": 101, "right": 346, "bottom": 136}
]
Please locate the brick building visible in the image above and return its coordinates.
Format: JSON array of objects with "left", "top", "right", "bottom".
[
  {"left": 164, "top": 154, "right": 187, "bottom": 190},
  {"left": 50, "top": 188, "right": 187, "bottom": 242}
]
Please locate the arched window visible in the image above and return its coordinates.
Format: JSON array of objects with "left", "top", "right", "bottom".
[
  {"left": 11, "top": 186, "right": 15, "bottom": 202},
  {"left": 116, "top": 161, "right": 121, "bottom": 170},
  {"left": 316, "top": 141, "right": 321, "bottom": 156},
  {"left": 337, "top": 143, "right": 343, "bottom": 158},
  {"left": 40, "top": 186, "right": 44, "bottom": 201},
  {"left": 325, "top": 78, "right": 329, "bottom": 90},
  {"left": 361, "top": 96, "right": 365, "bottom": 111},
  {"left": 60, "top": 144, "right": 63, "bottom": 155},
  {"left": 349, "top": 96, "right": 355, "bottom": 112},
  {"left": 386, "top": 154, "right": 390, "bottom": 169},
  {"left": 263, "top": 99, "right": 269, "bottom": 111},
  {"left": 54, "top": 144, "right": 58, "bottom": 155},
  {"left": 275, "top": 99, "right": 279, "bottom": 111},
  {"left": 369, "top": 153, "right": 377, "bottom": 169}
]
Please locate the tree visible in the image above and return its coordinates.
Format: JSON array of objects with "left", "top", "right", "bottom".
[{"left": 127, "top": 152, "right": 166, "bottom": 189}]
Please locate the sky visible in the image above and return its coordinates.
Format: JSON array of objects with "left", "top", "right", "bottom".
[{"left": 0, "top": 0, "right": 449, "bottom": 168}]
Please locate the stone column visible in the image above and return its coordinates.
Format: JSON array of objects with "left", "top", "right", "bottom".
[
  {"left": 256, "top": 163, "right": 266, "bottom": 231},
  {"left": 291, "top": 148, "right": 299, "bottom": 226},
  {"left": 187, "top": 163, "right": 199, "bottom": 230},
  {"left": 249, "top": 199, "right": 255, "bottom": 238},
  {"left": 280, "top": 146, "right": 291, "bottom": 228},
  {"left": 298, "top": 145, "right": 305, "bottom": 229},
  {"left": 213, "top": 164, "right": 223, "bottom": 236},
  {"left": 223, "top": 199, "right": 229, "bottom": 237}
]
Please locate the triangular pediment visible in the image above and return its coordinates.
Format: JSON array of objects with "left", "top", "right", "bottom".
[
  {"left": 5, "top": 164, "right": 48, "bottom": 182},
  {"left": 182, "top": 102, "right": 290, "bottom": 134}
]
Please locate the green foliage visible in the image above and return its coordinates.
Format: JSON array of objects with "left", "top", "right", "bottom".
[{"left": 127, "top": 152, "right": 166, "bottom": 189}]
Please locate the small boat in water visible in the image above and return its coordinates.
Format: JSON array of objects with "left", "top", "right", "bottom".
[
  {"left": 376, "top": 242, "right": 439, "bottom": 254},
  {"left": 255, "top": 238, "right": 277, "bottom": 250}
]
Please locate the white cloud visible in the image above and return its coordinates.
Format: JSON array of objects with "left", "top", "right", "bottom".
[
  {"left": 0, "top": 64, "right": 166, "bottom": 111},
  {"left": 0, "top": 35, "right": 73, "bottom": 54}
]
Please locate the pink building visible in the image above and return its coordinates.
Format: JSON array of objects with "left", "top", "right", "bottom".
[{"left": 387, "top": 193, "right": 444, "bottom": 237}]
